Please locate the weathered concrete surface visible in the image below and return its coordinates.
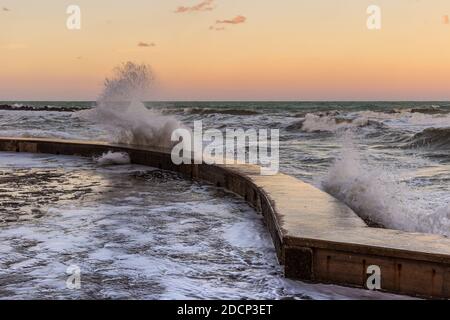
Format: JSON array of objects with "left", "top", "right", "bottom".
[{"left": 1, "top": 137, "right": 450, "bottom": 298}]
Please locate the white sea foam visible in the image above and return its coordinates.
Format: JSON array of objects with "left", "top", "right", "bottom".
[
  {"left": 300, "top": 113, "right": 370, "bottom": 132},
  {"left": 0, "top": 125, "right": 413, "bottom": 299},
  {"left": 75, "top": 62, "right": 181, "bottom": 147},
  {"left": 355, "top": 110, "right": 450, "bottom": 131},
  {"left": 222, "top": 220, "right": 274, "bottom": 248},
  {"left": 94, "top": 151, "right": 131, "bottom": 165},
  {"left": 295, "top": 110, "right": 450, "bottom": 133},
  {"left": 321, "top": 135, "right": 450, "bottom": 236}
]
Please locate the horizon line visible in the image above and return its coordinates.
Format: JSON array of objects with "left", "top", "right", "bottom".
[{"left": 1, "top": 99, "right": 450, "bottom": 103}]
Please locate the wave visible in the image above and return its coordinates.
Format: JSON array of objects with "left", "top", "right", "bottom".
[
  {"left": 406, "top": 127, "right": 450, "bottom": 149},
  {"left": 283, "top": 108, "right": 450, "bottom": 137},
  {"left": 286, "top": 112, "right": 384, "bottom": 132},
  {"left": 384, "top": 105, "right": 448, "bottom": 115},
  {"left": 321, "top": 136, "right": 450, "bottom": 237},
  {"left": 410, "top": 105, "right": 448, "bottom": 114}
]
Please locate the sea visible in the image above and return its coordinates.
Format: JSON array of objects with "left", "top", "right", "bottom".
[{"left": 1, "top": 100, "right": 448, "bottom": 299}]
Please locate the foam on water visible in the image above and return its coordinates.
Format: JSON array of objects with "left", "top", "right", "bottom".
[
  {"left": 288, "top": 109, "right": 450, "bottom": 134},
  {"left": 0, "top": 152, "right": 406, "bottom": 299},
  {"left": 1, "top": 100, "right": 450, "bottom": 251},
  {"left": 300, "top": 113, "right": 371, "bottom": 132},
  {"left": 94, "top": 151, "right": 131, "bottom": 166}
]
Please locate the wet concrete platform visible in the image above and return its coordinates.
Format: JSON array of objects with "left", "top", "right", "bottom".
[{"left": 1, "top": 137, "right": 450, "bottom": 298}]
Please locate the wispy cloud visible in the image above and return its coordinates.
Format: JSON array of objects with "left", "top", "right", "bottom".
[
  {"left": 444, "top": 15, "right": 449, "bottom": 24},
  {"left": 216, "top": 15, "right": 246, "bottom": 25},
  {"left": 175, "top": 0, "right": 214, "bottom": 13},
  {"left": 137, "top": 42, "right": 156, "bottom": 47},
  {"left": 2, "top": 7, "right": 10, "bottom": 12},
  {"left": 210, "top": 15, "right": 246, "bottom": 30}
]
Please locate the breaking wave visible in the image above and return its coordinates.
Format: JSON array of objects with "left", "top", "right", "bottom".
[
  {"left": 406, "top": 127, "right": 450, "bottom": 150},
  {"left": 286, "top": 112, "right": 384, "bottom": 132},
  {"left": 284, "top": 108, "right": 450, "bottom": 138},
  {"left": 409, "top": 105, "right": 448, "bottom": 115},
  {"left": 75, "top": 62, "right": 181, "bottom": 147},
  {"left": 321, "top": 136, "right": 450, "bottom": 237}
]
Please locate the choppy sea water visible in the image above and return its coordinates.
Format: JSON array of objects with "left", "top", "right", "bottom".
[
  {"left": 1, "top": 101, "right": 449, "bottom": 234},
  {"left": 0, "top": 152, "right": 403, "bottom": 299},
  {"left": 1, "top": 100, "right": 449, "bottom": 299}
]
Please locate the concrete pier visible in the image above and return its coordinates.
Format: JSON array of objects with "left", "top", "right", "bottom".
[{"left": 1, "top": 137, "right": 450, "bottom": 298}]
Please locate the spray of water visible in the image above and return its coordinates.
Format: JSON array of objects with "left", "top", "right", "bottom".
[
  {"left": 321, "top": 133, "right": 450, "bottom": 237},
  {"left": 94, "top": 151, "right": 130, "bottom": 166},
  {"left": 76, "top": 62, "right": 181, "bottom": 147}
]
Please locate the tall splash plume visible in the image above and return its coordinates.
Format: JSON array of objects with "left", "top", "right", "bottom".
[
  {"left": 76, "top": 62, "right": 180, "bottom": 147},
  {"left": 321, "top": 133, "right": 450, "bottom": 237}
]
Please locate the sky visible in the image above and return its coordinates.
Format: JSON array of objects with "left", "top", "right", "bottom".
[{"left": 1, "top": 0, "right": 450, "bottom": 101}]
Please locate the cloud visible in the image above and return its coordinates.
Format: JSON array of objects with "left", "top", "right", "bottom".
[
  {"left": 210, "top": 15, "right": 246, "bottom": 30},
  {"left": 2, "top": 7, "right": 9, "bottom": 12},
  {"left": 444, "top": 15, "right": 449, "bottom": 24},
  {"left": 175, "top": 0, "right": 214, "bottom": 13},
  {"left": 215, "top": 15, "right": 246, "bottom": 25},
  {"left": 137, "top": 42, "right": 156, "bottom": 47}
]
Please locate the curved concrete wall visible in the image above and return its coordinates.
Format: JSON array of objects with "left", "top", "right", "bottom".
[{"left": 1, "top": 137, "right": 450, "bottom": 298}]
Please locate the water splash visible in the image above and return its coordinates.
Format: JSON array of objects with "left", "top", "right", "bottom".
[
  {"left": 321, "top": 134, "right": 450, "bottom": 237},
  {"left": 300, "top": 113, "right": 371, "bottom": 132},
  {"left": 94, "top": 151, "right": 130, "bottom": 166},
  {"left": 76, "top": 62, "right": 181, "bottom": 147}
]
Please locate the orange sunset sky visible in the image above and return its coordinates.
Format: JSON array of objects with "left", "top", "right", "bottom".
[{"left": 1, "top": 0, "right": 450, "bottom": 101}]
